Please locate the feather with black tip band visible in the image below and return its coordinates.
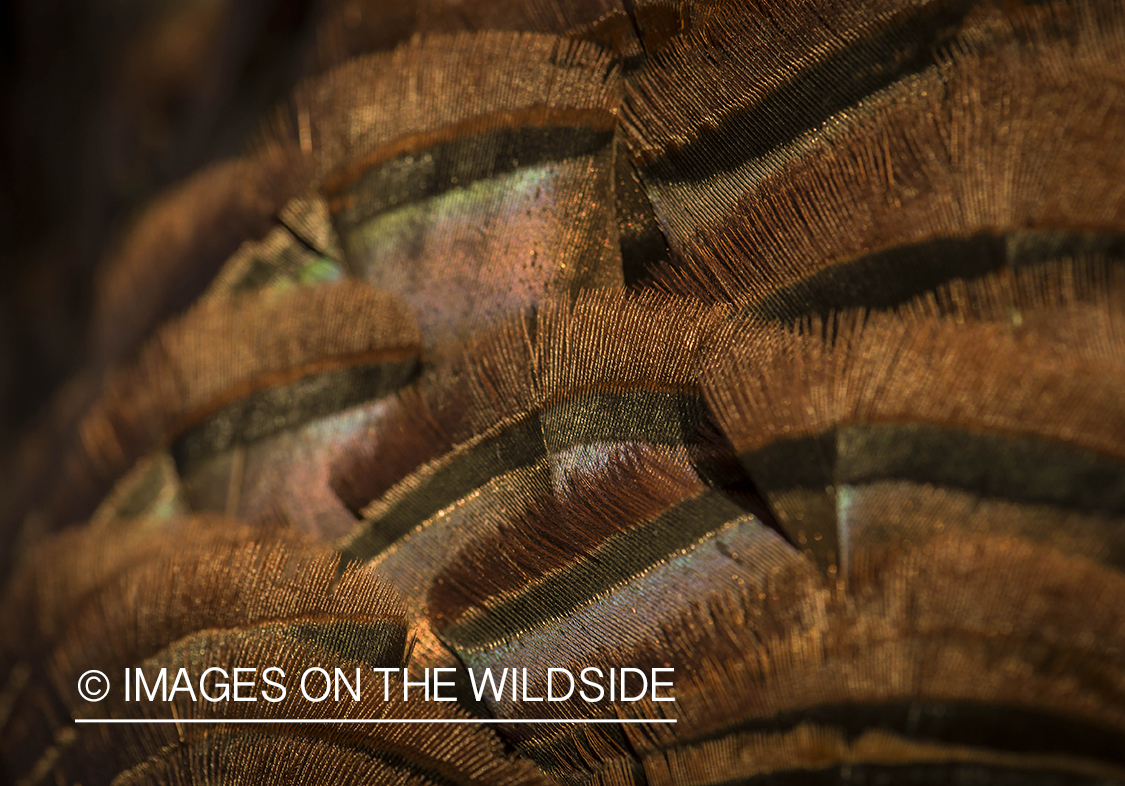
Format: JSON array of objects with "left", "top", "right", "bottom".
[
  {"left": 26, "top": 282, "right": 421, "bottom": 542},
  {"left": 2, "top": 0, "right": 1125, "bottom": 784},
  {"left": 0, "top": 517, "right": 545, "bottom": 785},
  {"left": 616, "top": 534, "right": 1125, "bottom": 786},
  {"left": 0, "top": 147, "right": 315, "bottom": 573},
  {"left": 329, "top": 291, "right": 733, "bottom": 674},
  {"left": 702, "top": 264, "right": 1125, "bottom": 580},
  {"left": 289, "top": 32, "right": 626, "bottom": 355},
  {"left": 427, "top": 445, "right": 798, "bottom": 783},
  {"left": 623, "top": 0, "right": 1125, "bottom": 315}
]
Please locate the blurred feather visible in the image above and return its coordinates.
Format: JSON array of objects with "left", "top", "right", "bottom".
[
  {"left": 0, "top": 517, "right": 544, "bottom": 785},
  {"left": 17, "top": 282, "right": 420, "bottom": 547},
  {"left": 3, "top": 0, "right": 1125, "bottom": 784}
]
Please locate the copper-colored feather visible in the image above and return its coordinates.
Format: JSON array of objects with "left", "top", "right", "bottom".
[{"left": 3, "top": 0, "right": 1125, "bottom": 784}]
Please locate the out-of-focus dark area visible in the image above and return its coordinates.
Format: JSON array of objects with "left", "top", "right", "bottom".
[{"left": 0, "top": 0, "right": 322, "bottom": 455}]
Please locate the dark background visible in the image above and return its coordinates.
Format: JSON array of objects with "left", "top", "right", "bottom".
[{"left": 0, "top": 0, "right": 322, "bottom": 455}]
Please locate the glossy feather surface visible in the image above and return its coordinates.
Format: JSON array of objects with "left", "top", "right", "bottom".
[{"left": 2, "top": 1, "right": 1124, "bottom": 784}]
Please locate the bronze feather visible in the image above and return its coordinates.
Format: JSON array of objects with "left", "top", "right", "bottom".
[{"left": 2, "top": 0, "right": 1124, "bottom": 784}]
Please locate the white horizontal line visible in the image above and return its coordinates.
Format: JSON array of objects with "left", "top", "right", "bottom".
[{"left": 75, "top": 718, "right": 676, "bottom": 725}]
